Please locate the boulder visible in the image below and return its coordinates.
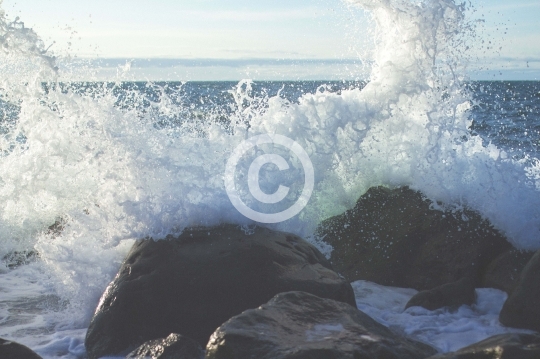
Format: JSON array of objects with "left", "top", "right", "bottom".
[
  {"left": 481, "top": 249, "right": 535, "bottom": 294},
  {"left": 126, "top": 333, "right": 203, "bottom": 359},
  {"left": 85, "top": 224, "right": 356, "bottom": 359},
  {"left": 0, "top": 338, "right": 42, "bottom": 359},
  {"left": 317, "top": 186, "right": 512, "bottom": 290},
  {"left": 499, "top": 249, "right": 540, "bottom": 331},
  {"left": 2, "top": 250, "right": 39, "bottom": 269},
  {"left": 206, "top": 291, "right": 437, "bottom": 359},
  {"left": 405, "top": 277, "right": 476, "bottom": 311},
  {"left": 426, "top": 333, "right": 540, "bottom": 359}
]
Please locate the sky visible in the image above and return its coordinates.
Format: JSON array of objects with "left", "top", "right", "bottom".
[{"left": 2, "top": 0, "right": 539, "bottom": 80}]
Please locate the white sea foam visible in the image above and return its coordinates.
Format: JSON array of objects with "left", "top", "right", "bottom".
[
  {"left": 0, "top": 0, "right": 539, "bottom": 357},
  {"left": 352, "top": 280, "right": 534, "bottom": 353}
]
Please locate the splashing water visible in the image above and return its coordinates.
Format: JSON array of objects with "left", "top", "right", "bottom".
[{"left": 0, "top": 0, "right": 539, "bottom": 356}]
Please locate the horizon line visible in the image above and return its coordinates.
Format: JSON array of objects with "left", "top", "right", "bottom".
[{"left": 60, "top": 57, "right": 364, "bottom": 68}]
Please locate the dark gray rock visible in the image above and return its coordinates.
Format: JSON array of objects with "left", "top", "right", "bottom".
[
  {"left": 85, "top": 225, "right": 356, "bottom": 359},
  {"left": 1, "top": 219, "right": 63, "bottom": 270},
  {"left": 426, "top": 333, "right": 540, "bottom": 359},
  {"left": 405, "top": 277, "right": 476, "bottom": 311},
  {"left": 481, "top": 249, "right": 535, "bottom": 294},
  {"left": 499, "top": 249, "right": 540, "bottom": 332},
  {"left": 2, "top": 250, "right": 39, "bottom": 269},
  {"left": 47, "top": 217, "right": 65, "bottom": 236},
  {"left": 126, "top": 333, "right": 203, "bottom": 359},
  {"left": 0, "top": 338, "right": 42, "bottom": 359},
  {"left": 206, "top": 291, "right": 437, "bottom": 359},
  {"left": 316, "top": 186, "right": 512, "bottom": 290}
]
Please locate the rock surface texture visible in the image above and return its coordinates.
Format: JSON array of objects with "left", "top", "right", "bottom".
[
  {"left": 499, "top": 249, "right": 540, "bottom": 332},
  {"left": 0, "top": 338, "right": 42, "bottom": 359},
  {"left": 405, "top": 277, "right": 476, "bottom": 311},
  {"left": 426, "top": 333, "right": 540, "bottom": 359},
  {"left": 126, "top": 333, "right": 203, "bottom": 359},
  {"left": 481, "top": 249, "right": 535, "bottom": 294},
  {"left": 206, "top": 291, "right": 437, "bottom": 359},
  {"left": 317, "top": 186, "right": 512, "bottom": 290},
  {"left": 85, "top": 225, "right": 356, "bottom": 359}
]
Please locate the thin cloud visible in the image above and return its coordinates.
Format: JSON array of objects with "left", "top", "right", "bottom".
[
  {"left": 72, "top": 58, "right": 362, "bottom": 69},
  {"left": 478, "top": 1, "right": 540, "bottom": 12},
  {"left": 181, "top": 8, "right": 324, "bottom": 22},
  {"left": 497, "top": 57, "right": 540, "bottom": 63}
]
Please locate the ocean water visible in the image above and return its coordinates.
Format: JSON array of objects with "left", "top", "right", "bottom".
[{"left": 0, "top": 0, "right": 539, "bottom": 357}]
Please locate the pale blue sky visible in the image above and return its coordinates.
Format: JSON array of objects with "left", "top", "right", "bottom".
[{"left": 2, "top": 0, "right": 539, "bottom": 80}]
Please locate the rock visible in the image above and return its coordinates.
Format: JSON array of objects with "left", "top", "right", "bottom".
[
  {"left": 426, "top": 333, "right": 540, "bottom": 359},
  {"left": 47, "top": 217, "right": 65, "bottom": 236},
  {"left": 85, "top": 225, "right": 356, "bottom": 359},
  {"left": 405, "top": 277, "right": 476, "bottom": 311},
  {"left": 317, "top": 186, "right": 512, "bottom": 290},
  {"left": 206, "top": 291, "right": 437, "bottom": 359},
  {"left": 481, "top": 249, "right": 535, "bottom": 294},
  {"left": 126, "top": 333, "right": 203, "bottom": 359},
  {"left": 499, "top": 249, "right": 540, "bottom": 332},
  {"left": 2, "top": 250, "right": 39, "bottom": 269},
  {"left": 0, "top": 338, "right": 42, "bottom": 359},
  {"left": 1, "top": 218, "right": 64, "bottom": 270}
]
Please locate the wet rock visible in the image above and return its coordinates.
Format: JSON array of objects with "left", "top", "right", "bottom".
[
  {"left": 405, "top": 277, "right": 476, "bottom": 311},
  {"left": 0, "top": 338, "right": 42, "bottom": 359},
  {"left": 317, "top": 186, "right": 512, "bottom": 290},
  {"left": 1, "top": 250, "right": 39, "bottom": 269},
  {"left": 206, "top": 291, "right": 437, "bottom": 359},
  {"left": 46, "top": 217, "right": 65, "bottom": 236},
  {"left": 126, "top": 333, "right": 203, "bottom": 359},
  {"left": 481, "top": 249, "right": 535, "bottom": 294},
  {"left": 85, "top": 224, "right": 356, "bottom": 359},
  {"left": 499, "top": 249, "right": 540, "bottom": 332},
  {"left": 426, "top": 333, "right": 540, "bottom": 359}
]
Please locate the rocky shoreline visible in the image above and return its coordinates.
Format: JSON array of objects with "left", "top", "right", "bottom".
[{"left": 3, "top": 186, "right": 540, "bottom": 359}]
